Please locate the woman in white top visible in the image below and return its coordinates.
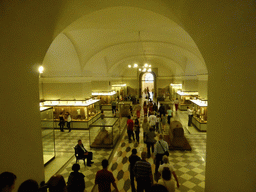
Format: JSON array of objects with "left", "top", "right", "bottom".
[
  {"left": 158, "top": 156, "right": 180, "bottom": 189},
  {"left": 158, "top": 167, "right": 176, "bottom": 192}
]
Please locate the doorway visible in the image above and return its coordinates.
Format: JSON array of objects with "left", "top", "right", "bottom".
[{"left": 141, "top": 72, "right": 154, "bottom": 100}]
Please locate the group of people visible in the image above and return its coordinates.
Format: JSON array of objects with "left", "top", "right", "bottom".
[
  {"left": 129, "top": 149, "right": 179, "bottom": 192},
  {"left": 59, "top": 112, "right": 72, "bottom": 132}
]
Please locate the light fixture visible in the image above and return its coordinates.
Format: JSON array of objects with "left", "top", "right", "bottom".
[
  {"left": 127, "top": 31, "right": 152, "bottom": 72},
  {"left": 38, "top": 66, "right": 44, "bottom": 74}
]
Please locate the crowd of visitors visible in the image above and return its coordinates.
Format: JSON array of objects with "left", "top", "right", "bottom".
[{"left": 1, "top": 96, "right": 182, "bottom": 192}]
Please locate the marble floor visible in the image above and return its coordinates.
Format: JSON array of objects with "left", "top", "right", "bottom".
[{"left": 44, "top": 102, "right": 206, "bottom": 192}]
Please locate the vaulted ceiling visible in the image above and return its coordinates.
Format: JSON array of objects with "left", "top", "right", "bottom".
[{"left": 42, "top": 7, "right": 207, "bottom": 80}]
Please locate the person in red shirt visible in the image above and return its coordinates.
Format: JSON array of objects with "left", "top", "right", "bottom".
[
  {"left": 95, "top": 159, "right": 119, "bottom": 192},
  {"left": 127, "top": 115, "right": 135, "bottom": 143}
]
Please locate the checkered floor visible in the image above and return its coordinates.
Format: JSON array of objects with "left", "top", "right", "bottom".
[{"left": 44, "top": 100, "right": 206, "bottom": 192}]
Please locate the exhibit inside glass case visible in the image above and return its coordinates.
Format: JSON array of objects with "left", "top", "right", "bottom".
[
  {"left": 190, "top": 99, "right": 207, "bottom": 131},
  {"left": 89, "top": 117, "right": 120, "bottom": 148},
  {"left": 118, "top": 101, "right": 132, "bottom": 117},
  {"left": 40, "top": 107, "right": 55, "bottom": 165},
  {"left": 177, "top": 91, "right": 198, "bottom": 110},
  {"left": 42, "top": 99, "right": 101, "bottom": 129}
]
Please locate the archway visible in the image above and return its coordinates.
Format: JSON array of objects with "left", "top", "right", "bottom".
[{"left": 141, "top": 72, "right": 154, "bottom": 100}]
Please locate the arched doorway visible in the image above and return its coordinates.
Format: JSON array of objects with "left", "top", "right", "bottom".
[{"left": 141, "top": 72, "right": 155, "bottom": 100}]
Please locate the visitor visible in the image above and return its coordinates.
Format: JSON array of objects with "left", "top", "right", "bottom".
[
  {"left": 18, "top": 179, "right": 39, "bottom": 192},
  {"left": 128, "top": 149, "right": 141, "bottom": 192},
  {"left": 154, "top": 134, "right": 169, "bottom": 175},
  {"left": 47, "top": 174, "right": 67, "bottom": 192},
  {"left": 187, "top": 106, "right": 193, "bottom": 126},
  {"left": 134, "top": 118, "right": 140, "bottom": 143},
  {"left": 75, "top": 140, "right": 94, "bottom": 167},
  {"left": 157, "top": 167, "right": 175, "bottom": 192},
  {"left": 67, "top": 164, "right": 85, "bottom": 192},
  {"left": 95, "top": 159, "right": 119, "bottom": 192},
  {"left": 0, "top": 172, "right": 16, "bottom": 192},
  {"left": 127, "top": 115, "right": 135, "bottom": 142},
  {"left": 134, "top": 152, "right": 153, "bottom": 192},
  {"left": 158, "top": 156, "right": 179, "bottom": 189},
  {"left": 145, "top": 127, "right": 156, "bottom": 158},
  {"left": 167, "top": 107, "right": 173, "bottom": 124}
]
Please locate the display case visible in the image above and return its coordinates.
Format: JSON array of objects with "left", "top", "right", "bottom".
[
  {"left": 177, "top": 91, "right": 198, "bottom": 111},
  {"left": 89, "top": 117, "right": 120, "bottom": 148},
  {"left": 40, "top": 107, "right": 55, "bottom": 165},
  {"left": 118, "top": 101, "right": 132, "bottom": 117},
  {"left": 158, "top": 100, "right": 173, "bottom": 112},
  {"left": 190, "top": 99, "right": 207, "bottom": 131},
  {"left": 42, "top": 99, "right": 101, "bottom": 129}
]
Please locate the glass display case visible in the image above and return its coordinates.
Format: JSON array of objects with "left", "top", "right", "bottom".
[
  {"left": 40, "top": 107, "right": 55, "bottom": 165},
  {"left": 158, "top": 101, "right": 173, "bottom": 112},
  {"left": 42, "top": 99, "right": 101, "bottom": 129},
  {"left": 177, "top": 91, "right": 198, "bottom": 111},
  {"left": 191, "top": 99, "right": 207, "bottom": 131},
  {"left": 89, "top": 117, "right": 120, "bottom": 148},
  {"left": 118, "top": 101, "right": 132, "bottom": 117}
]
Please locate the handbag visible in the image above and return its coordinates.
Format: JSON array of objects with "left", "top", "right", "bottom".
[{"left": 159, "top": 141, "right": 169, "bottom": 156}]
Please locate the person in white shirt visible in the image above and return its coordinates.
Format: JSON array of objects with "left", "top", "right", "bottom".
[
  {"left": 149, "top": 112, "right": 157, "bottom": 130},
  {"left": 66, "top": 112, "right": 72, "bottom": 132},
  {"left": 154, "top": 134, "right": 169, "bottom": 175},
  {"left": 187, "top": 106, "right": 193, "bottom": 126},
  {"left": 158, "top": 167, "right": 176, "bottom": 192},
  {"left": 158, "top": 156, "right": 179, "bottom": 189}
]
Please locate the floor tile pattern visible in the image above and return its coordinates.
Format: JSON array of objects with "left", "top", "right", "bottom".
[{"left": 44, "top": 99, "right": 206, "bottom": 192}]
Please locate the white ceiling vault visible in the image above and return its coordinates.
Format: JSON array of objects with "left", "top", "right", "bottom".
[{"left": 42, "top": 6, "right": 207, "bottom": 81}]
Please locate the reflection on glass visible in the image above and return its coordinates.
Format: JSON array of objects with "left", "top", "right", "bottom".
[
  {"left": 41, "top": 107, "right": 55, "bottom": 164},
  {"left": 89, "top": 118, "right": 119, "bottom": 148}
]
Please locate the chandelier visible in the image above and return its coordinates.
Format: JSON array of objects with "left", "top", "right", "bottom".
[
  {"left": 128, "top": 63, "right": 152, "bottom": 72},
  {"left": 127, "top": 31, "right": 152, "bottom": 72}
]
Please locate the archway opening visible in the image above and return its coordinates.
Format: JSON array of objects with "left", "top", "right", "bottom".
[{"left": 141, "top": 72, "right": 154, "bottom": 100}]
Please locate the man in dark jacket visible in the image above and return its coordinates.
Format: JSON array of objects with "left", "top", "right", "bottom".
[
  {"left": 75, "top": 140, "right": 93, "bottom": 166},
  {"left": 129, "top": 149, "right": 141, "bottom": 192},
  {"left": 158, "top": 104, "right": 166, "bottom": 118}
]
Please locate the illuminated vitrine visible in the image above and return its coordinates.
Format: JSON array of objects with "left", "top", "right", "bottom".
[
  {"left": 177, "top": 91, "right": 198, "bottom": 111},
  {"left": 89, "top": 117, "right": 120, "bottom": 148},
  {"left": 42, "top": 99, "right": 101, "bottom": 129},
  {"left": 191, "top": 99, "right": 207, "bottom": 131}
]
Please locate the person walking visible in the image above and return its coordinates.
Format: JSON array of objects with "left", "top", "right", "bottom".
[
  {"left": 145, "top": 127, "right": 156, "bottom": 158},
  {"left": 127, "top": 115, "right": 135, "bottom": 142},
  {"left": 154, "top": 134, "right": 169, "bottom": 176},
  {"left": 157, "top": 167, "right": 176, "bottom": 192},
  {"left": 129, "top": 149, "right": 141, "bottom": 192},
  {"left": 134, "top": 152, "right": 153, "bottom": 192},
  {"left": 59, "top": 112, "right": 65, "bottom": 132},
  {"left": 67, "top": 164, "right": 85, "bottom": 192},
  {"left": 158, "top": 156, "right": 179, "bottom": 189},
  {"left": 158, "top": 104, "right": 166, "bottom": 118},
  {"left": 161, "top": 114, "right": 167, "bottom": 133},
  {"left": 187, "top": 106, "right": 193, "bottom": 126},
  {"left": 167, "top": 107, "right": 173, "bottom": 125},
  {"left": 95, "top": 159, "right": 119, "bottom": 192},
  {"left": 134, "top": 118, "right": 140, "bottom": 143},
  {"left": 174, "top": 98, "right": 179, "bottom": 112},
  {"left": 66, "top": 112, "right": 72, "bottom": 132},
  {"left": 143, "top": 101, "right": 148, "bottom": 117}
]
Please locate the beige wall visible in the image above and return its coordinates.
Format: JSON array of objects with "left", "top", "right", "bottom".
[
  {"left": 41, "top": 83, "right": 91, "bottom": 100},
  {"left": 91, "top": 81, "right": 111, "bottom": 92},
  {"left": 183, "top": 79, "right": 198, "bottom": 92},
  {"left": 198, "top": 80, "right": 208, "bottom": 99}
]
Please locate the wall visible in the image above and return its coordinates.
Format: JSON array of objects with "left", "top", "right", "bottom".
[
  {"left": 183, "top": 79, "right": 198, "bottom": 92},
  {"left": 91, "top": 81, "right": 111, "bottom": 92},
  {"left": 198, "top": 80, "right": 208, "bottom": 99},
  {"left": 41, "top": 83, "right": 91, "bottom": 100}
]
